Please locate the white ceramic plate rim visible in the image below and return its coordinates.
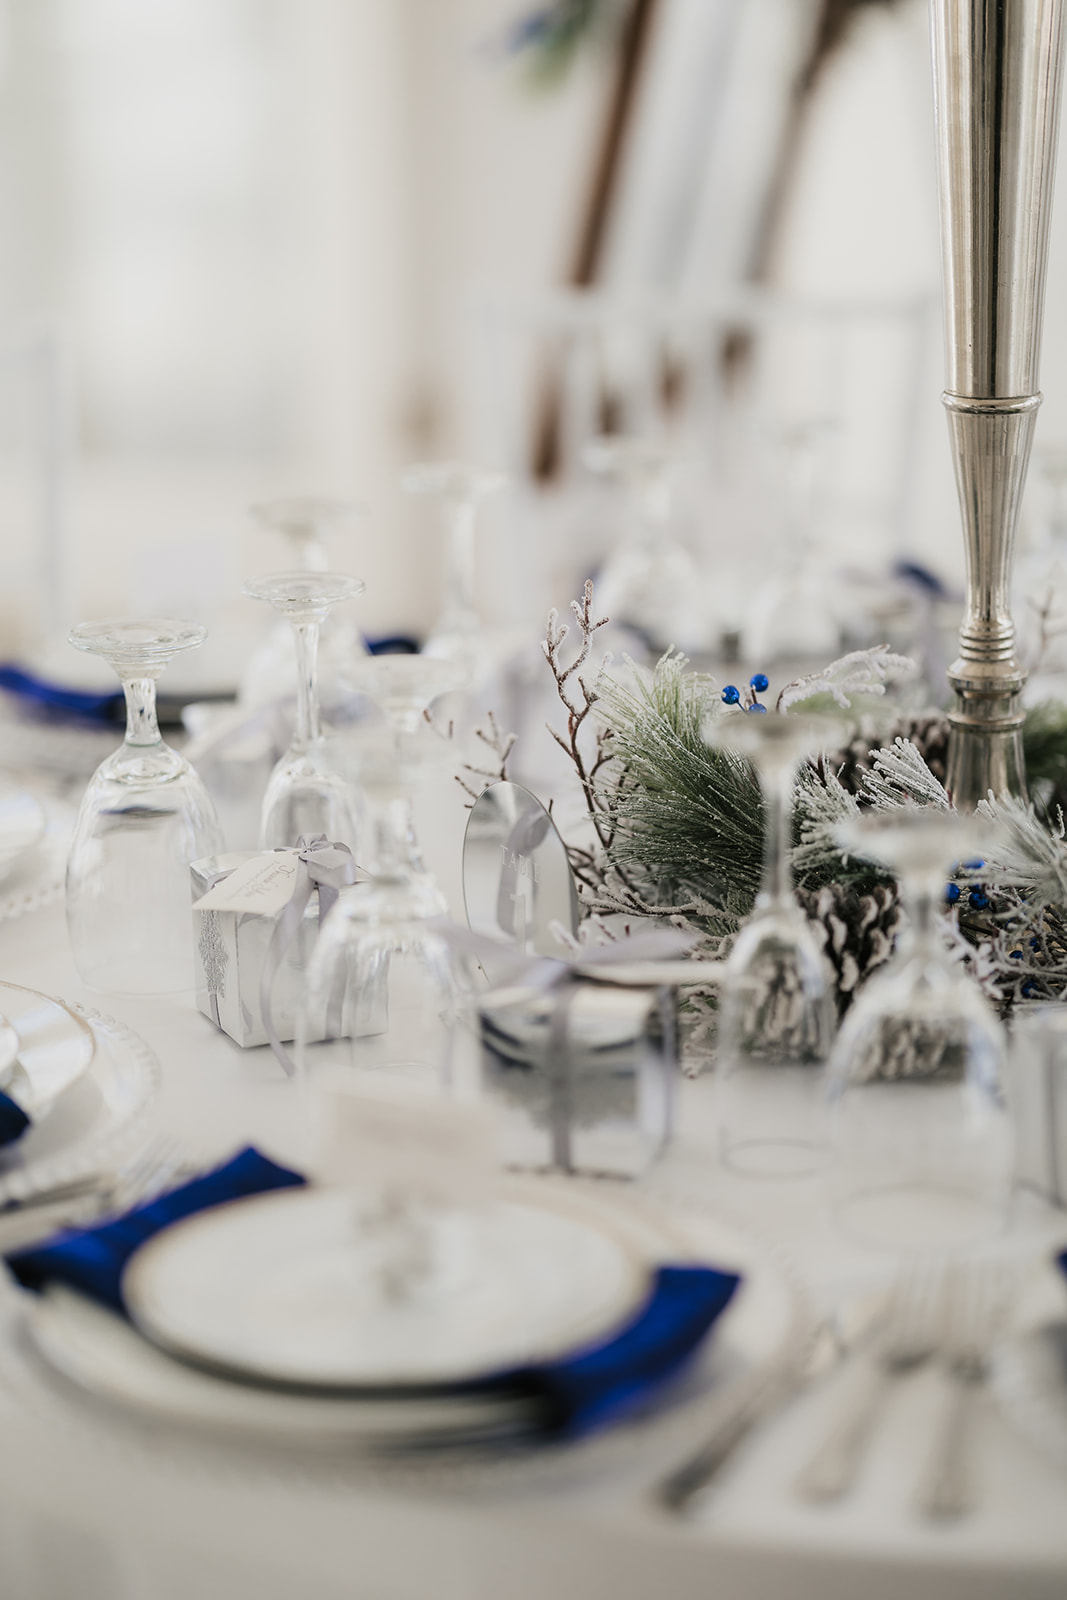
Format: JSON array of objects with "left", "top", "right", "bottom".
[
  {"left": 0, "top": 981, "right": 95, "bottom": 1122},
  {"left": 121, "top": 1179, "right": 667, "bottom": 1390},
  {"left": 0, "top": 1003, "right": 160, "bottom": 1209}
]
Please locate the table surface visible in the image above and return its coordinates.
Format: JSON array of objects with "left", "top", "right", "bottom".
[{"left": 0, "top": 783, "right": 1066, "bottom": 1600}]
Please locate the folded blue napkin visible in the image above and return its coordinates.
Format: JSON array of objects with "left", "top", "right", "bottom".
[
  {"left": 475, "top": 1263, "right": 740, "bottom": 1439},
  {"left": 0, "top": 664, "right": 124, "bottom": 722},
  {"left": 6, "top": 1146, "right": 305, "bottom": 1312},
  {"left": 4, "top": 1146, "right": 740, "bottom": 1440},
  {"left": 0, "top": 1091, "right": 30, "bottom": 1148}
]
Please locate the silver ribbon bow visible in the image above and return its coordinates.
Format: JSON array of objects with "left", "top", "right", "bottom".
[
  {"left": 439, "top": 923, "right": 705, "bottom": 1171},
  {"left": 260, "top": 834, "right": 360, "bottom": 1077}
]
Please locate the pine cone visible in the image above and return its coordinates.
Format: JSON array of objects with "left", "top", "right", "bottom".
[
  {"left": 828, "top": 712, "right": 950, "bottom": 796},
  {"left": 796, "top": 880, "right": 903, "bottom": 1015}
]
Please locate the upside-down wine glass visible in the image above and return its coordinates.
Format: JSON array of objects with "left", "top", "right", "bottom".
[
  {"left": 703, "top": 705, "right": 839, "bottom": 1177},
  {"left": 584, "top": 435, "right": 702, "bottom": 649},
  {"left": 826, "top": 807, "right": 1011, "bottom": 1255},
  {"left": 243, "top": 571, "right": 365, "bottom": 849},
  {"left": 66, "top": 620, "right": 224, "bottom": 994},
  {"left": 297, "top": 654, "right": 476, "bottom": 1088},
  {"left": 403, "top": 462, "right": 506, "bottom": 681},
  {"left": 240, "top": 499, "right": 366, "bottom": 708}
]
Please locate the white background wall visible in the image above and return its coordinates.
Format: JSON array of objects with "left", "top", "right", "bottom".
[{"left": 4, "top": 0, "right": 1067, "bottom": 684}]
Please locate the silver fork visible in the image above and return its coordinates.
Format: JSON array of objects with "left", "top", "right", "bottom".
[
  {"left": 794, "top": 1261, "right": 946, "bottom": 1503},
  {"left": 917, "top": 1258, "right": 1017, "bottom": 1520}
]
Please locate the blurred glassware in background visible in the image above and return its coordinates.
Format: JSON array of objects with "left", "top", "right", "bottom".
[
  {"left": 704, "top": 709, "right": 838, "bottom": 1177},
  {"left": 66, "top": 619, "right": 224, "bottom": 994},
  {"left": 243, "top": 571, "right": 365, "bottom": 850},
  {"left": 1015, "top": 447, "right": 1067, "bottom": 680},
  {"left": 298, "top": 654, "right": 475, "bottom": 1089},
  {"left": 583, "top": 436, "right": 706, "bottom": 651},
  {"left": 827, "top": 808, "right": 1011, "bottom": 1255},
  {"left": 403, "top": 462, "right": 507, "bottom": 683},
  {"left": 742, "top": 418, "right": 847, "bottom": 666},
  {"left": 239, "top": 500, "right": 366, "bottom": 710}
]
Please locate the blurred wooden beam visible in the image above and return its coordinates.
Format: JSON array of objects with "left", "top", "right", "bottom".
[{"left": 533, "top": 0, "right": 662, "bottom": 479}]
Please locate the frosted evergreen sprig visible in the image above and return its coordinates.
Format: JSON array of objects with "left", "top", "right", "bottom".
[{"left": 776, "top": 645, "right": 915, "bottom": 712}]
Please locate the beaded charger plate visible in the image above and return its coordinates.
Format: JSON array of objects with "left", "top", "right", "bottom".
[{"left": 0, "top": 1003, "right": 160, "bottom": 1210}]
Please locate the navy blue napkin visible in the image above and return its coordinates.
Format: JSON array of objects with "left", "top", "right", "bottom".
[
  {"left": 6, "top": 1146, "right": 305, "bottom": 1313},
  {"left": 0, "top": 1091, "right": 30, "bottom": 1148},
  {"left": 472, "top": 1264, "right": 740, "bottom": 1439},
  {"left": 5, "top": 1147, "right": 740, "bottom": 1440}
]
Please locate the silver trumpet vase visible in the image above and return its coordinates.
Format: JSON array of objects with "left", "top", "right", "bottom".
[{"left": 931, "top": 0, "right": 1067, "bottom": 803}]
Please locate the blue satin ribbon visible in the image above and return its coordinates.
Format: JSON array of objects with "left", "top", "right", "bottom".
[
  {"left": 6, "top": 1146, "right": 305, "bottom": 1313},
  {"left": 0, "top": 1091, "right": 30, "bottom": 1147},
  {"left": 4, "top": 1148, "right": 739, "bottom": 1440}
]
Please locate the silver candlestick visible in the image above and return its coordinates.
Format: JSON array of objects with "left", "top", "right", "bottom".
[{"left": 931, "top": 0, "right": 1067, "bottom": 803}]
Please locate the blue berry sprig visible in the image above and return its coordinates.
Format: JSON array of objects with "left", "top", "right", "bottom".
[{"left": 722, "top": 672, "right": 770, "bottom": 714}]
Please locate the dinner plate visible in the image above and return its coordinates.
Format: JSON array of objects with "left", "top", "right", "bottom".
[
  {"left": 0, "top": 982, "right": 95, "bottom": 1124},
  {"left": 0, "top": 789, "right": 46, "bottom": 881},
  {"left": 0, "top": 1002, "right": 160, "bottom": 1209},
  {"left": 20, "top": 1187, "right": 804, "bottom": 1465},
  {"left": 123, "top": 1182, "right": 656, "bottom": 1389}
]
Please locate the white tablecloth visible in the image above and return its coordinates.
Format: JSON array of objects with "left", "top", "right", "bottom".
[{"left": 0, "top": 844, "right": 1065, "bottom": 1598}]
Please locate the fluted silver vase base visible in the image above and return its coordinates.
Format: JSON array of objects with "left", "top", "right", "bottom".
[{"left": 946, "top": 718, "right": 1028, "bottom": 808}]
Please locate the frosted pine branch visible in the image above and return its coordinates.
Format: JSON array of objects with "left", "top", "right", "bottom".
[{"left": 776, "top": 645, "right": 916, "bottom": 712}]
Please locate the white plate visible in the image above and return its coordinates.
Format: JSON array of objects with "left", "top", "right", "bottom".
[
  {"left": 30, "top": 1287, "right": 537, "bottom": 1449},
  {"left": 0, "top": 790, "right": 46, "bottom": 881},
  {"left": 0, "top": 1002, "right": 160, "bottom": 1209},
  {"left": 0, "top": 982, "right": 95, "bottom": 1123},
  {"left": 123, "top": 1182, "right": 657, "bottom": 1389},
  {"left": 20, "top": 1186, "right": 802, "bottom": 1464}
]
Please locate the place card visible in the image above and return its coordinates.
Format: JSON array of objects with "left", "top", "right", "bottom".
[
  {"left": 312, "top": 1073, "right": 498, "bottom": 1205},
  {"left": 193, "top": 851, "right": 300, "bottom": 917}
]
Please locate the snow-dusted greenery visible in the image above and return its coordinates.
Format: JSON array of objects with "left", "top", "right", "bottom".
[{"left": 538, "top": 586, "right": 1067, "bottom": 1016}]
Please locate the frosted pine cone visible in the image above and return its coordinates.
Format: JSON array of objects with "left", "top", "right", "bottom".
[
  {"left": 796, "top": 880, "right": 903, "bottom": 1015},
  {"left": 828, "top": 712, "right": 950, "bottom": 796}
]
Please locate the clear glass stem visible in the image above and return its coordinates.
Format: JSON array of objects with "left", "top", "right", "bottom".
[
  {"left": 291, "top": 619, "right": 321, "bottom": 751},
  {"left": 122, "top": 677, "right": 162, "bottom": 747},
  {"left": 899, "top": 870, "right": 944, "bottom": 962},
  {"left": 759, "top": 765, "right": 794, "bottom": 908},
  {"left": 367, "top": 793, "right": 423, "bottom": 880},
  {"left": 442, "top": 498, "right": 476, "bottom": 624}
]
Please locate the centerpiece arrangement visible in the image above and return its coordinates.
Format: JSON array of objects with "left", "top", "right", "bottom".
[{"left": 510, "top": 579, "right": 1067, "bottom": 1051}]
